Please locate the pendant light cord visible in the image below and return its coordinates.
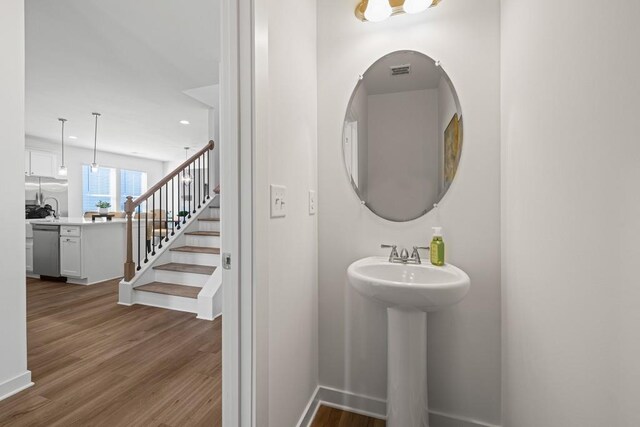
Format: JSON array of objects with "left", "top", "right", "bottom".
[
  {"left": 92, "top": 112, "right": 101, "bottom": 164},
  {"left": 59, "top": 118, "right": 66, "bottom": 166}
]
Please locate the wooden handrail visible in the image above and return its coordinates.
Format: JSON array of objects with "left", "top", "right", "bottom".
[
  {"left": 127, "top": 140, "right": 215, "bottom": 211},
  {"left": 123, "top": 140, "right": 215, "bottom": 281}
]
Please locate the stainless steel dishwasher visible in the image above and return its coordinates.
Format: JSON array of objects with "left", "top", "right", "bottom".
[{"left": 32, "top": 224, "right": 61, "bottom": 277}]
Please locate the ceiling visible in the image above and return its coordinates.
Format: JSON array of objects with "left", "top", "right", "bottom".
[
  {"left": 363, "top": 51, "right": 443, "bottom": 95},
  {"left": 26, "top": 0, "right": 220, "bottom": 161}
]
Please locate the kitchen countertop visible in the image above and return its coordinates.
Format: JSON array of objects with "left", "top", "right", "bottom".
[{"left": 27, "top": 217, "right": 128, "bottom": 226}]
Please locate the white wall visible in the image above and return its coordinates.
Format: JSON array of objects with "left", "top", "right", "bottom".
[
  {"left": 367, "top": 89, "right": 438, "bottom": 221},
  {"left": 317, "top": 0, "right": 501, "bottom": 425},
  {"left": 501, "top": 1, "right": 640, "bottom": 426},
  {"left": 253, "top": 0, "right": 319, "bottom": 425},
  {"left": 0, "top": 0, "right": 31, "bottom": 401},
  {"left": 26, "top": 137, "right": 165, "bottom": 216}
]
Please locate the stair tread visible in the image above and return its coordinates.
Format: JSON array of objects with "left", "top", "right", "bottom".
[
  {"left": 198, "top": 218, "right": 220, "bottom": 222},
  {"left": 153, "top": 262, "right": 216, "bottom": 275},
  {"left": 136, "top": 282, "right": 201, "bottom": 299},
  {"left": 170, "top": 246, "right": 220, "bottom": 254},
  {"left": 185, "top": 231, "right": 220, "bottom": 236}
]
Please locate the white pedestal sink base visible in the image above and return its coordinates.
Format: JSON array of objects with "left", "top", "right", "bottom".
[{"left": 387, "top": 307, "right": 428, "bottom": 427}]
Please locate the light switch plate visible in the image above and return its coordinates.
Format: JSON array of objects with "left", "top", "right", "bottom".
[
  {"left": 270, "top": 184, "right": 287, "bottom": 218},
  {"left": 308, "top": 190, "right": 316, "bottom": 215}
]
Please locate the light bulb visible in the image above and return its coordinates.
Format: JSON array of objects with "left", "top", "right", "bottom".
[
  {"left": 403, "top": 0, "right": 430, "bottom": 14},
  {"left": 91, "top": 162, "right": 99, "bottom": 173},
  {"left": 58, "top": 165, "right": 68, "bottom": 176},
  {"left": 364, "top": 0, "right": 392, "bottom": 22}
]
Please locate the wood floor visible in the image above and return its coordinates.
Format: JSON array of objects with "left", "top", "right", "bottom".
[
  {"left": 0, "top": 278, "right": 221, "bottom": 427},
  {"left": 311, "top": 406, "right": 385, "bottom": 427}
]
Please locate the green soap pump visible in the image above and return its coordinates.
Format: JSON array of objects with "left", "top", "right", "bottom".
[{"left": 430, "top": 227, "right": 445, "bottom": 266}]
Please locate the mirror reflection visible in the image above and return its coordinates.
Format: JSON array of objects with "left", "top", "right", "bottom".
[{"left": 343, "top": 50, "right": 463, "bottom": 222}]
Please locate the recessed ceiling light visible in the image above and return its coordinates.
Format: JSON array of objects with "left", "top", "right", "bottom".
[
  {"left": 69, "top": 135, "right": 78, "bottom": 139},
  {"left": 179, "top": 120, "right": 190, "bottom": 125}
]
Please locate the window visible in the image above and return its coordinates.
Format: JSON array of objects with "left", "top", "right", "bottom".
[
  {"left": 82, "top": 166, "right": 149, "bottom": 213},
  {"left": 120, "top": 169, "right": 148, "bottom": 211},
  {"left": 82, "top": 165, "right": 116, "bottom": 213}
]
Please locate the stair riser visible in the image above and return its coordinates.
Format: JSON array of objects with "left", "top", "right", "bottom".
[
  {"left": 153, "top": 270, "right": 210, "bottom": 287},
  {"left": 186, "top": 235, "right": 220, "bottom": 247},
  {"left": 209, "top": 207, "right": 220, "bottom": 217},
  {"left": 198, "top": 221, "right": 220, "bottom": 232},
  {"left": 132, "top": 290, "right": 198, "bottom": 314},
  {"left": 171, "top": 252, "right": 220, "bottom": 266}
]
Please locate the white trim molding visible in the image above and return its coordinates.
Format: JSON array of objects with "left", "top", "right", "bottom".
[
  {"left": 0, "top": 371, "right": 33, "bottom": 402},
  {"left": 298, "top": 386, "right": 501, "bottom": 427}
]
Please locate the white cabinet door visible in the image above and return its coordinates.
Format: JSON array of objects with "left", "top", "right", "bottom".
[
  {"left": 29, "top": 151, "right": 56, "bottom": 177},
  {"left": 26, "top": 239, "right": 34, "bottom": 272},
  {"left": 60, "top": 237, "right": 83, "bottom": 278}
]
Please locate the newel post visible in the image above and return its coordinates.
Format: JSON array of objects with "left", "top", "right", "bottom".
[{"left": 124, "top": 196, "right": 135, "bottom": 281}]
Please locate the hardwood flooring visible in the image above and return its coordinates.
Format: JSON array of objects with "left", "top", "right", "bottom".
[
  {"left": 0, "top": 278, "right": 221, "bottom": 427},
  {"left": 311, "top": 406, "right": 385, "bottom": 427}
]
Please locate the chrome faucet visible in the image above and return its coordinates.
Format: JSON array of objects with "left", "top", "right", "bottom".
[
  {"left": 381, "top": 244, "right": 429, "bottom": 264},
  {"left": 381, "top": 244, "right": 399, "bottom": 262},
  {"left": 43, "top": 197, "right": 60, "bottom": 219}
]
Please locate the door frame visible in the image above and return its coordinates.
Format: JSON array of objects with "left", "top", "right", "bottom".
[{"left": 221, "top": 0, "right": 254, "bottom": 425}]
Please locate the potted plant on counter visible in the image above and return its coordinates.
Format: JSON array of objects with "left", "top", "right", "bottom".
[{"left": 96, "top": 201, "right": 111, "bottom": 215}]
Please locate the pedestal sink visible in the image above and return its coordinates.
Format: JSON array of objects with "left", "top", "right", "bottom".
[{"left": 347, "top": 256, "right": 470, "bottom": 427}]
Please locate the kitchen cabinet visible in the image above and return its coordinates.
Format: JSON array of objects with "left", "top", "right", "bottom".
[
  {"left": 26, "top": 239, "right": 34, "bottom": 273},
  {"left": 25, "top": 150, "right": 57, "bottom": 177},
  {"left": 28, "top": 218, "right": 124, "bottom": 285},
  {"left": 60, "top": 236, "right": 83, "bottom": 278}
]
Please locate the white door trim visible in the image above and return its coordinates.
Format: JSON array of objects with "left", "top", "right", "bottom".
[{"left": 221, "top": 0, "right": 254, "bottom": 425}]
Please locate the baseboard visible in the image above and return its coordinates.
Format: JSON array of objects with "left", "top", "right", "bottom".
[
  {"left": 196, "top": 312, "right": 222, "bottom": 321},
  {"left": 299, "top": 386, "right": 500, "bottom": 427},
  {"left": 0, "top": 371, "right": 33, "bottom": 402}
]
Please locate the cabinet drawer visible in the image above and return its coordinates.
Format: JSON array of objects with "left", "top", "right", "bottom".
[{"left": 60, "top": 226, "right": 81, "bottom": 237}]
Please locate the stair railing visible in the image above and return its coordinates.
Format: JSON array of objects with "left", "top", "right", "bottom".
[{"left": 123, "top": 140, "right": 215, "bottom": 281}]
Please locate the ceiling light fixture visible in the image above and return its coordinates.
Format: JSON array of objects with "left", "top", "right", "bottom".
[
  {"left": 91, "top": 112, "right": 101, "bottom": 173},
  {"left": 403, "top": 0, "right": 430, "bottom": 14},
  {"left": 58, "top": 118, "right": 68, "bottom": 176},
  {"left": 364, "top": 0, "right": 392, "bottom": 22},
  {"left": 182, "top": 147, "right": 193, "bottom": 183},
  {"left": 355, "top": 0, "right": 442, "bottom": 22},
  {"left": 179, "top": 120, "right": 190, "bottom": 125}
]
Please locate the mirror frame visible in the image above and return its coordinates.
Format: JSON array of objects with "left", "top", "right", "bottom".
[{"left": 342, "top": 50, "right": 464, "bottom": 222}]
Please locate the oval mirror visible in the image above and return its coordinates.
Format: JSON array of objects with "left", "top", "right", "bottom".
[{"left": 343, "top": 50, "right": 463, "bottom": 222}]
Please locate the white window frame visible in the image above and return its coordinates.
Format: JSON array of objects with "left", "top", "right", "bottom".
[{"left": 82, "top": 165, "right": 149, "bottom": 214}]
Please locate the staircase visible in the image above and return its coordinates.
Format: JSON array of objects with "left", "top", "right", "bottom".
[{"left": 119, "top": 142, "right": 222, "bottom": 320}]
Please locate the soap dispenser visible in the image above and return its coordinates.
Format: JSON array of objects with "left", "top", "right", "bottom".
[{"left": 430, "top": 227, "right": 445, "bottom": 266}]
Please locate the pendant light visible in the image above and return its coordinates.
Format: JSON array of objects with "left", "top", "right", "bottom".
[
  {"left": 182, "top": 147, "right": 193, "bottom": 183},
  {"left": 91, "top": 112, "right": 101, "bottom": 173},
  {"left": 364, "top": 0, "right": 392, "bottom": 22},
  {"left": 58, "top": 118, "right": 68, "bottom": 176},
  {"left": 403, "top": 0, "right": 430, "bottom": 14}
]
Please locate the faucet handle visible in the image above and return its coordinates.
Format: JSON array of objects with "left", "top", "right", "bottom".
[
  {"left": 381, "top": 244, "right": 399, "bottom": 262},
  {"left": 411, "top": 246, "right": 430, "bottom": 264}
]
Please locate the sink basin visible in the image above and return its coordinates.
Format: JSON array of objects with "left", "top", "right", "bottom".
[
  {"left": 347, "top": 256, "right": 470, "bottom": 312},
  {"left": 347, "top": 256, "right": 470, "bottom": 427}
]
